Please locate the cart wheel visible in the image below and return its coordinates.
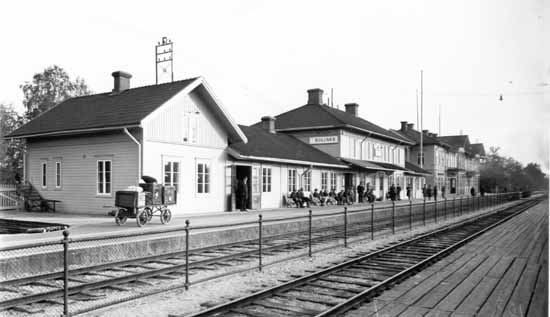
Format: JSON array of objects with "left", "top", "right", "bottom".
[
  {"left": 160, "top": 208, "right": 172, "bottom": 224},
  {"left": 144, "top": 207, "right": 153, "bottom": 222},
  {"left": 115, "top": 209, "right": 128, "bottom": 225},
  {"left": 136, "top": 209, "right": 148, "bottom": 227}
]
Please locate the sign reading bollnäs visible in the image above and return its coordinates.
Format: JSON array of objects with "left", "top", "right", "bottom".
[{"left": 309, "top": 136, "right": 338, "bottom": 144}]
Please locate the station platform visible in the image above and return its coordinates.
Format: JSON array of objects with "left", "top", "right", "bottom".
[
  {"left": 0, "top": 197, "right": 432, "bottom": 248},
  {"left": 347, "top": 199, "right": 548, "bottom": 317}
]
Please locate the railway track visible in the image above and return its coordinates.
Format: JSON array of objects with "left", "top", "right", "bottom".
[
  {"left": 0, "top": 207, "right": 428, "bottom": 315},
  {"left": 181, "top": 197, "right": 542, "bottom": 317},
  {"left": 0, "top": 196, "right": 517, "bottom": 315}
]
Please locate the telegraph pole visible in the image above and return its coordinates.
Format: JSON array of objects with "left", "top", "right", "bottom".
[{"left": 420, "top": 70, "right": 424, "bottom": 168}]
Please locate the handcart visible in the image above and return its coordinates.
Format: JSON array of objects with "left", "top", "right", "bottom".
[{"left": 114, "top": 184, "right": 176, "bottom": 227}]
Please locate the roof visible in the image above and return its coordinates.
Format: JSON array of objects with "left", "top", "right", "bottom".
[
  {"left": 405, "top": 161, "right": 431, "bottom": 175},
  {"left": 392, "top": 128, "right": 450, "bottom": 149},
  {"left": 8, "top": 78, "right": 197, "bottom": 138},
  {"left": 254, "top": 104, "right": 413, "bottom": 145},
  {"left": 469, "top": 143, "right": 486, "bottom": 156},
  {"left": 229, "top": 125, "right": 348, "bottom": 168},
  {"left": 6, "top": 77, "right": 247, "bottom": 143},
  {"left": 437, "top": 135, "right": 471, "bottom": 153},
  {"left": 341, "top": 158, "right": 408, "bottom": 172}
]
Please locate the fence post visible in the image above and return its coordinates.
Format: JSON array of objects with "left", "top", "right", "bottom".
[
  {"left": 391, "top": 202, "right": 395, "bottom": 234},
  {"left": 344, "top": 206, "right": 348, "bottom": 247},
  {"left": 459, "top": 197, "right": 463, "bottom": 216},
  {"left": 423, "top": 199, "right": 426, "bottom": 226},
  {"left": 185, "top": 220, "right": 190, "bottom": 290},
  {"left": 308, "top": 209, "right": 312, "bottom": 258},
  {"left": 371, "top": 204, "right": 374, "bottom": 240},
  {"left": 444, "top": 198, "right": 447, "bottom": 220},
  {"left": 258, "top": 214, "right": 263, "bottom": 271},
  {"left": 434, "top": 197, "right": 438, "bottom": 223},
  {"left": 409, "top": 200, "right": 412, "bottom": 230},
  {"left": 63, "top": 230, "right": 70, "bottom": 317}
]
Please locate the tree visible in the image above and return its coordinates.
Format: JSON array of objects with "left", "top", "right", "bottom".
[
  {"left": 0, "top": 104, "right": 25, "bottom": 183},
  {"left": 480, "top": 146, "right": 549, "bottom": 192},
  {"left": 21, "top": 65, "right": 92, "bottom": 119}
]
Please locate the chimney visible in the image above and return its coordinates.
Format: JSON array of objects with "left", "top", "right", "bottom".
[
  {"left": 400, "top": 121, "right": 408, "bottom": 131},
  {"left": 344, "top": 103, "right": 359, "bottom": 117},
  {"left": 407, "top": 123, "right": 414, "bottom": 130},
  {"left": 112, "top": 71, "right": 132, "bottom": 93},
  {"left": 261, "top": 116, "right": 276, "bottom": 134},
  {"left": 307, "top": 88, "right": 323, "bottom": 105}
]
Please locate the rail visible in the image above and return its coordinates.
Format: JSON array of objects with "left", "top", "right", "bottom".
[{"left": 0, "top": 192, "right": 536, "bottom": 315}]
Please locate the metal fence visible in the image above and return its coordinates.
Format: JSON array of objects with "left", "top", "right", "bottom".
[{"left": 0, "top": 192, "right": 530, "bottom": 316}]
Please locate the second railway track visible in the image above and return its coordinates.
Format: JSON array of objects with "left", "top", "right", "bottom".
[{"left": 182, "top": 197, "right": 543, "bottom": 317}]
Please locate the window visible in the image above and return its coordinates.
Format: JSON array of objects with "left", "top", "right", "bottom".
[
  {"left": 196, "top": 161, "right": 210, "bottom": 194},
  {"left": 288, "top": 169, "right": 297, "bottom": 192},
  {"left": 330, "top": 172, "right": 337, "bottom": 190},
  {"left": 183, "top": 112, "right": 199, "bottom": 144},
  {"left": 303, "top": 170, "right": 311, "bottom": 191},
  {"left": 55, "top": 162, "right": 61, "bottom": 188},
  {"left": 417, "top": 152, "right": 425, "bottom": 165},
  {"left": 321, "top": 172, "right": 328, "bottom": 191},
  {"left": 164, "top": 161, "right": 180, "bottom": 192},
  {"left": 262, "top": 167, "right": 272, "bottom": 192},
  {"left": 97, "top": 160, "right": 112, "bottom": 195},
  {"left": 41, "top": 162, "right": 47, "bottom": 188}
]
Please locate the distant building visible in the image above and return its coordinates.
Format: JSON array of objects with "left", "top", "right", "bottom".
[
  {"left": 393, "top": 121, "right": 485, "bottom": 196},
  {"left": 254, "top": 89, "right": 430, "bottom": 200}
]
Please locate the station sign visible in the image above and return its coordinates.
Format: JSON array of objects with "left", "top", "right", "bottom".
[{"left": 309, "top": 136, "right": 338, "bottom": 144}]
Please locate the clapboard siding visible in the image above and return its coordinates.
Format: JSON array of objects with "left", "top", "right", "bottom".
[
  {"left": 26, "top": 131, "right": 139, "bottom": 215},
  {"left": 143, "top": 89, "right": 226, "bottom": 149},
  {"left": 142, "top": 141, "right": 227, "bottom": 214}
]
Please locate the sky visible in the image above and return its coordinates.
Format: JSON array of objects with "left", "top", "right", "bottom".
[{"left": 1, "top": 0, "right": 548, "bottom": 171}]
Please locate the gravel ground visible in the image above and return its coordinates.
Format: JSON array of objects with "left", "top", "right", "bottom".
[{"left": 80, "top": 201, "right": 521, "bottom": 317}]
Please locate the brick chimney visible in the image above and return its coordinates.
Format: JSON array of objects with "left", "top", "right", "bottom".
[
  {"left": 400, "top": 121, "right": 408, "bottom": 131},
  {"left": 344, "top": 103, "right": 359, "bottom": 117},
  {"left": 407, "top": 123, "right": 414, "bottom": 130},
  {"left": 112, "top": 71, "right": 132, "bottom": 93},
  {"left": 307, "top": 88, "right": 323, "bottom": 105},
  {"left": 261, "top": 116, "right": 276, "bottom": 134}
]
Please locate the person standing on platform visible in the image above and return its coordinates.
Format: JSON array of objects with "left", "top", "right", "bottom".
[
  {"left": 433, "top": 185, "right": 438, "bottom": 200},
  {"left": 426, "top": 185, "right": 432, "bottom": 200},
  {"left": 237, "top": 177, "right": 248, "bottom": 212},
  {"left": 357, "top": 182, "right": 365, "bottom": 203},
  {"left": 441, "top": 185, "right": 446, "bottom": 199},
  {"left": 406, "top": 186, "right": 411, "bottom": 201},
  {"left": 389, "top": 184, "right": 396, "bottom": 201},
  {"left": 470, "top": 187, "right": 476, "bottom": 197}
]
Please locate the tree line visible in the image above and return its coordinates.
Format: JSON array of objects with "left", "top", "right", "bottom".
[{"left": 479, "top": 146, "right": 548, "bottom": 193}]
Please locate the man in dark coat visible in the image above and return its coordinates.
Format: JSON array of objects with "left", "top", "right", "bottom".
[
  {"left": 357, "top": 182, "right": 365, "bottom": 203},
  {"left": 389, "top": 184, "right": 396, "bottom": 201},
  {"left": 426, "top": 185, "right": 432, "bottom": 200},
  {"left": 441, "top": 186, "right": 446, "bottom": 199},
  {"left": 236, "top": 177, "right": 248, "bottom": 212},
  {"left": 433, "top": 185, "right": 438, "bottom": 200},
  {"left": 406, "top": 186, "right": 411, "bottom": 201},
  {"left": 470, "top": 187, "right": 476, "bottom": 197}
]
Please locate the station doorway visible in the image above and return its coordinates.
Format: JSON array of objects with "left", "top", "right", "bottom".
[{"left": 236, "top": 165, "right": 252, "bottom": 210}]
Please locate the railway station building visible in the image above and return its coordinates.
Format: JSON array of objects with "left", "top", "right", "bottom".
[
  {"left": 7, "top": 73, "right": 430, "bottom": 215},
  {"left": 393, "top": 121, "right": 485, "bottom": 195}
]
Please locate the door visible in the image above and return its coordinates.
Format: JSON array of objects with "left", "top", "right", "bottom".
[
  {"left": 251, "top": 166, "right": 261, "bottom": 209},
  {"left": 163, "top": 157, "right": 182, "bottom": 212}
]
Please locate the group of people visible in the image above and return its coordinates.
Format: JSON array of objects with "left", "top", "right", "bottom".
[{"left": 421, "top": 184, "right": 445, "bottom": 200}]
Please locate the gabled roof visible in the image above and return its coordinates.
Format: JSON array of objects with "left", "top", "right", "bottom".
[
  {"left": 391, "top": 128, "right": 450, "bottom": 149},
  {"left": 437, "top": 135, "right": 471, "bottom": 153},
  {"left": 469, "top": 143, "right": 486, "bottom": 156},
  {"left": 253, "top": 104, "right": 413, "bottom": 145},
  {"left": 229, "top": 125, "right": 348, "bottom": 168},
  {"left": 7, "top": 77, "right": 247, "bottom": 143}
]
